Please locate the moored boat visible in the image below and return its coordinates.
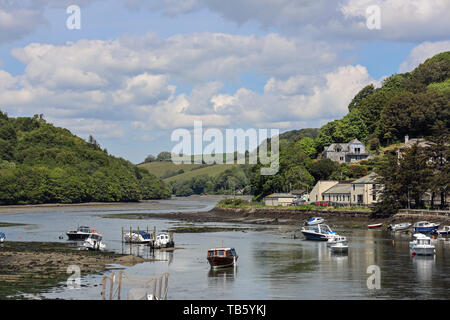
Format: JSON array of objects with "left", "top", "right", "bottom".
[
  {"left": 327, "top": 235, "right": 347, "bottom": 247},
  {"left": 124, "top": 230, "right": 153, "bottom": 244},
  {"left": 154, "top": 233, "right": 174, "bottom": 248},
  {"left": 368, "top": 223, "right": 383, "bottom": 229},
  {"left": 330, "top": 242, "right": 348, "bottom": 254},
  {"left": 301, "top": 224, "right": 336, "bottom": 241},
  {"left": 305, "top": 217, "right": 325, "bottom": 226},
  {"left": 409, "top": 233, "right": 435, "bottom": 256},
  {"left": 82, "top": 232, "right": 106, "bottom": 251},
  {"left": 413, "top": 221, "right": 439, "bottom": 233},
  {"left": 0, "top": 232, "right": 5, "bottom": 243},
  {"left": 207, "top": 247, "right": 238, "bottom": 269},
  {"left": 66, "top": 226, "right": 93, "bottom": 240},
  {"left": 388, "top": 223, "right": 411, "bottom": 232},
  {"left": 436, "top": 226, "right": 450, "bottom": 236}
]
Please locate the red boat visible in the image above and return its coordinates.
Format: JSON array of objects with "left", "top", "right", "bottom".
[
  {"left": 368, "top": 223, "right": 383, "bottom": 229},
  {"left": 207, "top": 248, "right": 238, "bottom": 269}
]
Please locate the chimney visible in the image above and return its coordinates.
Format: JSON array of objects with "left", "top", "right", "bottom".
[{"left": 404, "top": 134, "right": 409, "bottom": 144}]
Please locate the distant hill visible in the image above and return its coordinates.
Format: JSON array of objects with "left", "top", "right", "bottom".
[{"left": 0, "top": 113, "right": 171, "bottom": 205}]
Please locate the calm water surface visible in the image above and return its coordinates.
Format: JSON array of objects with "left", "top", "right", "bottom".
[{"left": 1, "top": 196, "right": 449, "bottom": 300}]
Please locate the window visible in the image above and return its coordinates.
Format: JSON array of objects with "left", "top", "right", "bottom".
[
  {"left": 353, "top": 185, "right": 355, "bottom": 191},
  {"left": 340, "top": 157, "right": 344, "bottom": 161},
  {"left": 373, "top": 194, "right": 376, "bottom": 201}
]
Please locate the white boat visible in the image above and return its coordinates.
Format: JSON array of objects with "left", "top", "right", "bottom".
[
  {"left": 305, "top": 217, "right": 325, "bottom": 226},
  {"left": 124, "top": 230, "right": 153, "bottom": 244},
  {"left": 388, "top": 223, "right": 411, "bottom": 232},
  {"left": 436, "top": 226, "right": 450, "bottom": 236},
  {"left": 413, "top": 221, "right": 439, "bottom": 233},
  {"left": 330, "top": 242, "right": 348, "bottom": 254},
  {"left": 83, "top": 232, "right": 106, "bottom": 251},
  {"left": 301, "top": 224, "right": 336, "bottom": 241},
  {"left": 0, "top": 232, "right": 5, "bottom": 243},
  {"left": 154, "top": 233, "right": 174, "bottom": 248},
  {"left": 327, "top": 235, "right": 347, "bottom": 247},
  {"left": 409, "top": 233, "right": 435, "bottom": 256}
]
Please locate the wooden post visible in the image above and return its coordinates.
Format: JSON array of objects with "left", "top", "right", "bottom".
[
  {"left": 117, "top": 270, "right": 123, "bottom": 300},
  {"left": 109, "top": 272, "right": 114, "bottom": 300},
  {"left": 121, "top": 227, "right": 124, "bottom": 243},
  {"left": 101, "top": 276, "right": 107, "bottom": 300},
  {"left": 153, "top": 226, "right": 156, "bottom": 240}
]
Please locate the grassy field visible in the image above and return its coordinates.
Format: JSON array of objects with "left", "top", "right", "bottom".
[
  {"left": 138, "top": 161, "right": 239, "bottom": 183},
  {"left": 164, "top": 163, "right": 238, "bottom": 183}
]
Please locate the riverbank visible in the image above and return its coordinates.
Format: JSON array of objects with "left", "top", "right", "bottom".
[
  {"left": 0, "top": 241, "right": 151, "bottom": 299},
  {"left": 102, "top": 203, "right": 450, "bottom": 229}
]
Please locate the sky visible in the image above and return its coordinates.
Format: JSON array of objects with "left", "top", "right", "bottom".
[{"left": 0, "top": 0, "right": 449, "bottom": 164}]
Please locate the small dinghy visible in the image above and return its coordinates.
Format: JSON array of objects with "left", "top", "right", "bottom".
[
  {"left": 368, "top": 223, "right": 383, "bottom": 229},
  {"left": 388, "top": 223, "right": 411, "bottom": 232},
  {"left": 304, "top": 217, "right": 325, "bottom": 226},
  {"left": 0, "top": 232, "right": 5, "bottom": 243}
]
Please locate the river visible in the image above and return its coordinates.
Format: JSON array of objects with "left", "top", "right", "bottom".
[{"left": 0, "top": 196, "right": 449, "bottom": 300}]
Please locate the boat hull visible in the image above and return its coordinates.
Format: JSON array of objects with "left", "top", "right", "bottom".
[
  {"left": 66, "top": 232, "right": 91, "bottom": 241},
  {"left": 412, "top": 247, "right": 435, "bottom": 255},
  {"left": 368, "top": 224, "right": 383, "bottom": 229},
  {"left": 207, "top": 256, "right": 237, "bottom": 269},
  {"left": 413, "top": 226, "right": 439, "bottom": 233},
  {"left": 301, "top": 231, "right": 328, "bottom": 241}
]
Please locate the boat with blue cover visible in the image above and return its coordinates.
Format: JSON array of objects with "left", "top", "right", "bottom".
[
  {"left": 301, "top": 224, "right": 337, "bottom": 241},
  {"left": 0, "top": 232, "right": 5, "bottom": 243},
  {"left": 413, "top": 221, "right": 439, "bottom": 233},
  {"left": 124, "top": 230, "right": 153, "bottom": 244}
]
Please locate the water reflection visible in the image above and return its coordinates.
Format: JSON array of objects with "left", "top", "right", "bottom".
[
  {"left": 207, "top": 267, "right": 237, "bottom": 290},
  {"left": 152, "top": 250, "right": 174, "bottom": 265},
  {"left": 413, "top": 256, "right": 435, "bottom": 282}
]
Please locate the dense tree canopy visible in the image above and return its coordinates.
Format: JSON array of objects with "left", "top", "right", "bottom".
[{"left": 0, "top": 112, "right": 171, "bottom": 204}]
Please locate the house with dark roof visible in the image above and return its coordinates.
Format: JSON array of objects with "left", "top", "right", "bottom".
[{"left": 322, "top": 138, "right": 371, "bottom": 164}]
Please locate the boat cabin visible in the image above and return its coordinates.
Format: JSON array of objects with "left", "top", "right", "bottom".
[{"left": 207, "top": 248, "right": 237, "bottom": 258}]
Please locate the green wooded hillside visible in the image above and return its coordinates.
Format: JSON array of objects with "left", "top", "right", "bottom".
[{"left": 0, "top": 113, "right": 171, "bottom": 205}]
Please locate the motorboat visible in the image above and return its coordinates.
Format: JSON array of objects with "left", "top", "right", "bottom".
[
  {"left": 124, "top": 230, "right": 153, "bottom": 244},
  {"left": 154, "top": 233, "right": 174, "bottom": 248},
  {"left": 327, "top": 235, "right": 348, "bottom": 247},
  {"left": 207, "top": 247, "right": 238, "bottom": 269},
  {"left": 436, "top": 226, "right": 450, "bottom": 236},
  {"left": 301, "top": 224, "right": 336, "bottom": 241},
  {"left": 388, "top": 223, "right": 411, "bottom": 232},
  {"left": 66, "top": 226, "right": 93, "bottom": 240},
  {"left": 409, "top": 233, "right": 435, "bottom": 256},
  {"left": 330, "top": 242, "right": 348, "bottom": 254},
  {"left": 82, "top": 232, "right": 106, "bottom": 251},
  {"left": 368, "top": 223, "right": 383, "bottom": 229},
  {"left": 0, "top": 232, "right": 5, "bottom": 243},
  {"left": 413, "top": 221, "right": 439, "bottom": 233},
  {"left": 304, "top": 217, "right": 325, "bottom": 226}
]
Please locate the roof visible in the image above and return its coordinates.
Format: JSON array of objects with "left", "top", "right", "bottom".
[
  {"left": 264, "top": 193, "right": 296, "bottom": 198},
  {"left": 351, "top": 172, "right": 378, "bottom": 184},
  {"left": 323, "top": 183, "right": 351, "bottom": 194},
  {"left": 291, "top": 189, "right": 306, "bottom": 195}
]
